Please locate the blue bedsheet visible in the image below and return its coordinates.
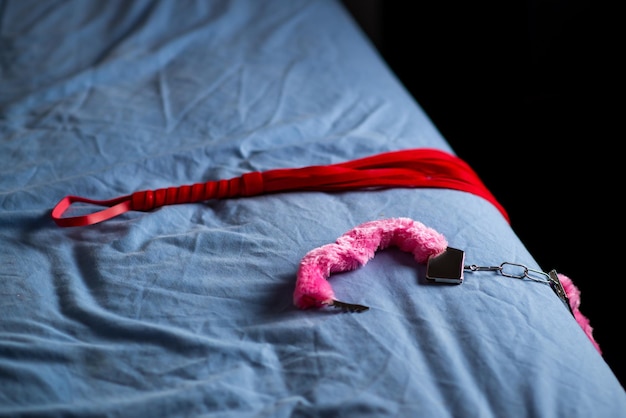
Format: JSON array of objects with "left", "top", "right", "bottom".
[{"left": 1, "top": 1, "right": 624, "bottom": 416}]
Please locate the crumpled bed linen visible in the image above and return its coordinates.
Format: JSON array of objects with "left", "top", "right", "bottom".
[{"left": 0, "top": 0, "right": 624, "bottom": 417}]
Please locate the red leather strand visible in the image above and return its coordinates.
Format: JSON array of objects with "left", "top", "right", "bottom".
[{"left": 51, "top": 148, "right": 509, "bottom": 227}]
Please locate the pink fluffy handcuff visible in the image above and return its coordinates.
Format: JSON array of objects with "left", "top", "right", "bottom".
[{"left": 293, "top": 217, "right": 601, "bottom": 354}]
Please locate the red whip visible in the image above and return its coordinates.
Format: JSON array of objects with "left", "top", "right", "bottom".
[{"left": 51, "top": 148, "right": 508, "bottom": 227}]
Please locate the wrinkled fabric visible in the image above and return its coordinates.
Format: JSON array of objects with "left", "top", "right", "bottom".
[{"left": 0, "top": 1, "right": 624, "bottom": 417}]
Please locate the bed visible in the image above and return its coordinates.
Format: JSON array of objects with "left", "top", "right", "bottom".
[{"left": 1, "top": 1, "right": 624, "bottom": 416}]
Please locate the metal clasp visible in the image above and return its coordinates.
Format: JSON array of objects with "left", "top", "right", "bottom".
[
  {"left": 464, "top": 262, "right": 574, "bottom": 317},
  {"left": 465, "top": 262, "right": 550, "bottom": 284}
]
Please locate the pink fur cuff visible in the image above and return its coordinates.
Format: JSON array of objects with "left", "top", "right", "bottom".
[{"left": 293, "top": 218, "right": 448, "bottom": 309}]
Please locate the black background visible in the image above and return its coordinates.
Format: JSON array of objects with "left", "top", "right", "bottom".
[{"left": 343, "top": 0, "right": 622, "bottom": 388}]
